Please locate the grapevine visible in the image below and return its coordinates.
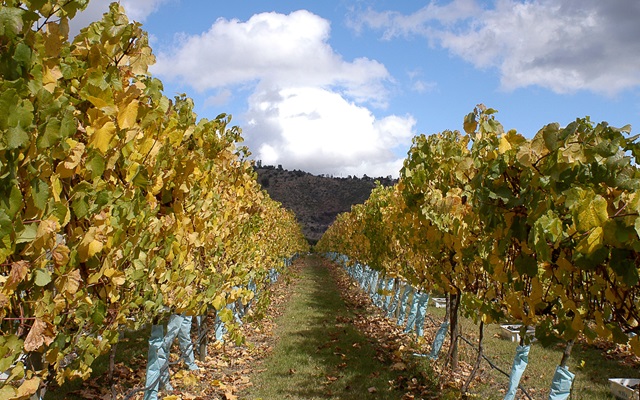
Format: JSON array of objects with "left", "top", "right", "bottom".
[{"left": 0, "top": 2, "right": 308, "bottom": 398}]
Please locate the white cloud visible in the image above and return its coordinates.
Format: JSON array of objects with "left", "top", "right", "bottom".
[
  {"left": 69, "top": 0, "right": 168, "bottom": 37},
  {"left": 351, "top": 0, "right": 640, "bottom": 95},
  {"left": 348, "top": 0, "right": 479, "bottom": 39},
  {"left": 412, "top": 80, "right": 437, "bottom": 93},
  {"left": 119, "top": 0, "right": 170, "bottom": 22},
  {"left": 152, "top": 10, "right": 391, "bottom": 107},
  {"left": 204, "top": 89, "right": 232, "bottom": 107},
  {"left": 406, "top": 69, "right": 437, "bottom": 93},
  {"left": 151, "top": 10, "right": 411, "bottom": 177},
  {"left": 244, "top": 87, "right": 415, "bottom": 178}
]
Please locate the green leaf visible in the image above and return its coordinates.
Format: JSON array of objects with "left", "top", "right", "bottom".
[
  {"left": 0, "top": 90, "right": 15, "bottom": 125},
  {"left": 71, "top": 182, "right": 94, "bottom": 219},
  {"left": 31, "top": 179, "right": 49, "bottom": 210},
  {"left": 86, "top": 152, "right": 105, "bottom": 179},
  {"left": 218, "top": 308, "right": 234, "bottom": 323},
  {"left": 91, "top": 300, "right": 106, "bottom": 325},
  {"left": 541, "top": 123, "right": 560, "bottom": 152},
  {"left": 95, "top": 190, "right": 111, "bottom": 207},
  {"left": 6, "top": 100, "right": 34, "bottom": 149},
  {"left": 610, "top": 248, "right": 639, "bottom": 286},
  {"left": 6, "top": 126, "right": 29, "bottom": 149},
  {"left": 611, "top": 325, "right": 630, "bottom": 344},
  {"left": 60, "top": 110, "right": 77, "bottom": 139},
  {"left": 37, "top": 119, "right": 62, "bottom": 148},
  {"left": 0, "top": 7, "right": 25, "bottom": 38},
  {"left": 34, "top": 269, "right": 52, "bottom": 286},
  {"left": 514, "top": 254, "right": 537, "bottom": 277},
  {"left": 534, "top": 211, "right": 564, "bottom": 244},
  {"left": 59, "top": 0, "right": 91, "bottom": 19},
  {"left": 16, "top": 223, "right": 37, "bottom": 244},
  {"left": 1, "top": 183, "right": 23, "bottom": 219},
  {"left": 0, "top": 210, "right": 13, "bottom": 238},
  {"left": 0, "top": 335, "right": 23, "bottom": 371},
  {"left": 0, "top": 210, "right": 13, "bottom": 263},
  {"left": 13, "top": 42, "right": 33, "bottom": 65},
  {"left": 48, "top": 202, "right": 69, "bottom": 226},
  {"left": 132, "top": 167, "right": 149, "bottom": 188},
  {"left": 71, "top": 196, "right": 89, "bottom": 219}
]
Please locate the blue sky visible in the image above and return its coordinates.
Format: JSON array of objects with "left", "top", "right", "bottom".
[{"left": 72, "top": 0, "right": 640, "bottom": 178}]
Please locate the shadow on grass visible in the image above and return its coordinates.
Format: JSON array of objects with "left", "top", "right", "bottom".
[
  {"left": 431, "top": 302, "right": 639, "bottom": 399},
  {"left": 245, "top": 255, "right": 436, "bottom": 400}
]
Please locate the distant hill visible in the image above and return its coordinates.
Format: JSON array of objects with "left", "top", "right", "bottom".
[{"left": 254, "top": 164, "right": 395, "bottom": 245}]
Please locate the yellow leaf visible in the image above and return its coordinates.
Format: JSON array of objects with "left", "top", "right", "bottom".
[
  {"left": 150, "top": 175, "right": 164, "bottom": 195},
  {"left": 88, "top": 239, "right": 103, "bottom": 258},
  {"left": 219, "top": 308, "right": 233, "bottom": 323},
  {"left": 56, "top": 140, "right": 85, "bottom": 178},
  {"left": 88, "top": 121, "right": 116, "bottom": 154},
  {"left": 44, "top": 22, "right": 64, "bottom": 57},
  {"left": 498, "top": 135, "right": 512, "bottom": 154},
  {"left": 78, "top": 228, "right": 104, "bottom": 262},
  {"left": 576, "top": 227, "right": 603, "bottom": 255},
  {"left": 556, "top": 255, "right": 574, "bottom": 272},
  {"left": 576, "top": 194, "right": 609, "bottom": 231},
  {"left": 43, "top": 65, "right": 62, "bottom": 93},
  {"left": 111, "top": 272, "right": 126, "bottom": 286},
  {"left": 181, "top": 372, "right": 199, "bottom": 386},
  {"left": 212, "top": 294, "right": 226, "bottom": 311},
  {"left": 15, "top": 377, "right": 41, "bottom": 398},
  {"left": 530, "top": 277, "right": 544, "bottom": 303},
  {"left": 126, "top": 161, "right": 141, "bottom": 183},
  {"left": 167, "top": 127, "right": 184, "bottom": 146},
  {"left": 51, "top": 175, "right": 62, "bottom": 202},
  {"left": 570, "top": 314, "right": 584, "bottom": 333},
  {"left": 85, "top": 95, "right": 110, "bottom": 110},
  {"left": 0, "top": 385, "right": 17, "bottom": 398},
  {"left": 516, "top": 143, "right": 532, "bottom": 165},
  {"left": 117, "top": 99, "right": 139, "bottom": 130}
]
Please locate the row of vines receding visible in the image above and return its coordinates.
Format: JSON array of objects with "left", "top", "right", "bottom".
[
  {"left": 0, "top": 1, "right": 309, "bottom": 398},
  {"left": 316, "top": 104, "right": 640, "bottom": 383}
]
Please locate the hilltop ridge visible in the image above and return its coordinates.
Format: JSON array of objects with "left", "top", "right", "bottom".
[{"left": 254, "top": 164, "right": 395, "bottom": 244}]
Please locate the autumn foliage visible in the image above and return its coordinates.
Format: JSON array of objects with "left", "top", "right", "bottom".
[
  {"left": 317, "top": 105, "right": 640, "bottom": 369},
  {"left": 0, "top": 1, "right": 308, "bottom": 398}
]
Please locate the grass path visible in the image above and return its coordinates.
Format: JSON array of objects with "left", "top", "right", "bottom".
[
  {"left": 243, "top": 255, "right": 420, "bottom": 400},
  {"left": 42, "top": 254, "right": 637, "bottom": 399}
]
